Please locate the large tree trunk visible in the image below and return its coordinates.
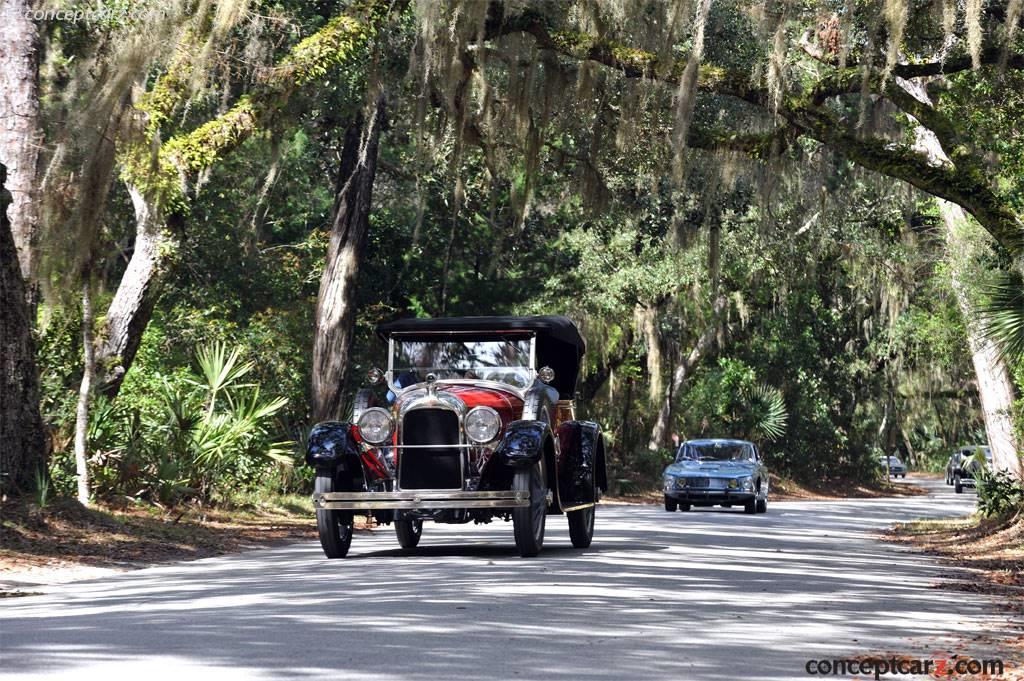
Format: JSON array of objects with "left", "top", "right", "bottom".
[
  {"left": 902, "top": 85, "right": 1022, "bottom": 478},
  {"left": 0, "top": 0, "right": 42, "bottom": 297},
  {"left": 96, "top": 186, "right": 170, "bottom": 398},
  {"left": 941, "top": 204, "right": 1023, "bottom": 479},
  {"left": 638, "top": 304, "right": 662, "bottom": 405},
  {"left": 0, "top": 162, "right": 47, "bottom": 495},
  {"left": 311, "top": 96, "right": 385, "bottom": 423},
  {"left": 72, "top": 278, "right": 95, "bottom": 506}
]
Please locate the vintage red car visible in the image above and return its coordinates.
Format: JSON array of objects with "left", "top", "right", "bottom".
[{"left": 305, "top": 315, "right": 607, "bottom": 558}]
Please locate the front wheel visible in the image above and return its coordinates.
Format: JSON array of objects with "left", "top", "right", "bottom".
[
  {"left": 743, "top": 499, "right": 756, "bottom": 514},
  {"left": 395, "top": 518, "right": 423, "bottom": 549},
  {"left": 954, "top": 474, "right": 963, "bottom": 493},
  {"left": 567, "top": 505, "right": 595, "bottom": 548},
  {"left": 664, "top": 496, "right": 678, "bottom": 512},
  {"left": 756, "top": 496, "right": 767, "bottom": 513},
  {"left": 315, "top": 470, "right": 354, "bottom": 559},
  {"left": 512, "top": 462, "right": 547, "bottom": 557}
]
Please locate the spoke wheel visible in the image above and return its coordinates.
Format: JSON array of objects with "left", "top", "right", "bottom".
[
  {"left": 315, "top": 470, "right": 354, "bottom": 559},
  {"left": 568, "top": 505, "right": 595, "bottom": 548},
  {"left": 395, "top": 518, "right": 423, "bottom": 549},
  {"left": 512, "top": 461, "right": 546, "bottom": 557}
]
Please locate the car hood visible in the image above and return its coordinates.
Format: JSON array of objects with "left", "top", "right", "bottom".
[
  {"left": 392, "top": 384, "right": 523, "bottom": 426},
  {"left": 664, "top": 460, "right": 756, "bottom": 476}
]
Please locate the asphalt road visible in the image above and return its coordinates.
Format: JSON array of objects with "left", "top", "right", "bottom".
[{"left": 0, "top": 476, "right": 1011, "bottom": 680}]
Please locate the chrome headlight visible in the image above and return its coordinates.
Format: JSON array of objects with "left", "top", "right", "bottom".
[
  {"left": 356, "top": 407, "right": 394, "bottom": 445},
  {"left": 465, "top": 406, "right": 501, "bottom": 443},
  {"left": 739, "top": 476, "right": 754, "bottom": 491}
]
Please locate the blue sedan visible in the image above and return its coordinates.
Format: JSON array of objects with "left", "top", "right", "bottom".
[{"left": 663, "top": 439, "right": 770, "bottom": 514}]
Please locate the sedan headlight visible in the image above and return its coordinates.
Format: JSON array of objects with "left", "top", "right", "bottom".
[
  {"left": 356, "top": 407, "right": 394, "bottom": 445},
  {"left": 739, "top": 476, "right": 754, "bottom": 491},
  {"left": 465, "top": 406, "right": 502, "bottom": 443}
]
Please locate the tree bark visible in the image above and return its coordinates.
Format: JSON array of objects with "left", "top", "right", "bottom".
[
  {"left": 94, "top": 2, "right": 399, "bottom": 401},
  {"left": 638, "top": 305, "right": 662, "bottom": 405},
  {"left": 942, "top": 206, "right": 1023, "bottom": 479},
  {"left": 646, "top": 293, "right": 727, "bottom": 451},
  {"left": 311, "top": 96, "right": 385, "bottom": 423},
  {"left": 73, "top": 278, "right": 95, "bottom": 506},
  {"left": 96, "top": 186, "right": 170, "bottom": 398},
  {"left": 903, "top": 85, "right": 1022, "bottom": 478},
  {"left": 0, "top": 0, "right": 42, "bottom": 296},
  {"left": 0, "top": 162, "right": 47, "bottom": 495}
]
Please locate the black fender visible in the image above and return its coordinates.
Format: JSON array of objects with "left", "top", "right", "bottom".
[
  {"left": 492, "top": 420, "right": 550, "bottom": 469},
  {"left": 305, "top": 421, "right": 391, "bottom": 483},
  {"left": 557, "top": 421, "right": 606, "bottom": 506},
  {"left": 305, "top": 422, "right": 360, "bottom": 470}
]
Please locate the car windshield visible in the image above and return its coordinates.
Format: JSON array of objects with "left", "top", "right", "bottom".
[
  {"left": 678, "top": 442, "right": 754, "bottom": 462},
  {"left": 391, "top": 337, "right": 533, "bottom": 389}
]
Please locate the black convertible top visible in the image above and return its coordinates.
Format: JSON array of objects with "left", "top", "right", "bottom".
[{"left": 376, "top": 315, "right": 585, "bottom": 398}]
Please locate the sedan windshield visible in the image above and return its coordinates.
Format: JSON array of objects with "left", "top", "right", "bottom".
[
  {"left": 391, "top": 337, "right": 533, "bottom": 389},
  {"left": 677, "top": 442, "right": 754, "bottom": 462}
]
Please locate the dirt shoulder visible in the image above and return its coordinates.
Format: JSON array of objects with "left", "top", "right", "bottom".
[
  {"left": 0, "top": 496, "right": 319, "bottom": 594},
  {"left": 603, "top": 473, "right": 930, "bottom": 505},
  {"left": 885, "top": 511, "right": 1024, "bottom": 679}
]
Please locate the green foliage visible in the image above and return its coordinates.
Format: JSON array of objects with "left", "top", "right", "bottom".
[
  {"left": 48, "top": 341, "right": 295, "bottom": 506},
  {"left": 977, "top": 271, "right": 1024, "bottom": 360},
  {"left": 33, "top": 467, "right": 51, "bottom": 509},
  {"left": 976, "top": 467, "right": 1024, "bottom": 518},
  {"left": 679, "top": 359, "right": 788, "bottom": 446}
]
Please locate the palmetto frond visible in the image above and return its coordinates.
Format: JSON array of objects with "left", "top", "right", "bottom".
[
  {"left": 977, "top": 271, "right": 1024, "bottom": 360},
  {"left": 743, "top": 383, "right": 789, "bottom": 442}
]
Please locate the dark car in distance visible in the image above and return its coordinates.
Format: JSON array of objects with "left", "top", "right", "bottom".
[
  {"left": 305, "top": 315, "right": 607, "bottom": 558},
  {"left": 946, "top": 446, "right": 991, "bottom": 493},
  {"left": 878, "top": 455, "right": 907, "bottom": 478}
]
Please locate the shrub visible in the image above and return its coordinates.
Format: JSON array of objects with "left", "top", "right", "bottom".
[{"left": 976, "top": 467, "right": 1024, "bottom": 518}]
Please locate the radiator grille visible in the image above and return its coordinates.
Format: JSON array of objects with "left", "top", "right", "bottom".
[{"left": 399, "top": 409, "right": 462, "bottom": 490}]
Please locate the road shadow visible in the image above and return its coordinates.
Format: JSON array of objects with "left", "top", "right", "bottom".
[{"left": 1, "top": 478, "right": 1007, "bottom": 681}]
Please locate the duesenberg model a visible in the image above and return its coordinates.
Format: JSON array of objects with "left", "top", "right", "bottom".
[{"left": 305, "top": 315, "right": 607, "bottom": 558}]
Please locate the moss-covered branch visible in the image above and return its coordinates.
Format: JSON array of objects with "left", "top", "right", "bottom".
[
  {"left": 687, "top": 127, "right": 792, "bottom": 159},
  {"left": 489, "top": 7, "right": 768, "bottom": 107},
  {"left": 789, "top": 106, "right": 1024, "bottom": 258},
  {"left": 124, "top": 0, "right": 400, "bottom": 211},
  {"left": 491, "top": 8, "right": 1023, "bottom": 260}
]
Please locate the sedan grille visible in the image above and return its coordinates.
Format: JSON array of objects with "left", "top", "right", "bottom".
[{"left": 399, "top": 408, "right": 462, "bottom": 490}]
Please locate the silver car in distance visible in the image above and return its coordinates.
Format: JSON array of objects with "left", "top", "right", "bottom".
[{"left": 663, "top": 439, "right": 769, "bottom": 514}]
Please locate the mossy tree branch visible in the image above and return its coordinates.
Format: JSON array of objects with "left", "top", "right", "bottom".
[
  {"left": 124, "top": 0, "right": 401, "bottom": 212},
  {"left": 490, "top": 9, "right": 1024, "bottom": 259}
]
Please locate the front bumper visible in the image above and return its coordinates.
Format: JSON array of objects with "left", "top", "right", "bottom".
[
  {"left": 665, "top": 490, "right": 756, "bottom": 504},
  {"left": 313, "top": 489, "right": 531, "bottom": 510}
]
